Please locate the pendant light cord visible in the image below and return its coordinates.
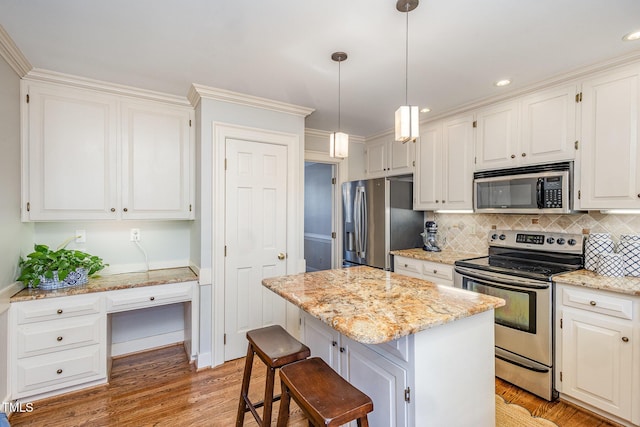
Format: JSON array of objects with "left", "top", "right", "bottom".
[
  {"left": 338, "top": 58, "right": 341, "bottom": 131},
  {"left": 404, "top": 4, "right": 409, "bottom": 105}
]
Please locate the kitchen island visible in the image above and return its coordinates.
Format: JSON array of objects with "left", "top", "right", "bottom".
[{"left": 263, "top": 266, "right": 505, "bottom": 427}]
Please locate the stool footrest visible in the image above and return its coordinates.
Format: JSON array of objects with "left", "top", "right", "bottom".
[{"left": 241, "top": 394, "right": 282, "bottom": 411}]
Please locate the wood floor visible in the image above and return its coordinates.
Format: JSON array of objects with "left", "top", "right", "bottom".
[{"left": 9, "top": 344, "right": 623, "bottom": 427}]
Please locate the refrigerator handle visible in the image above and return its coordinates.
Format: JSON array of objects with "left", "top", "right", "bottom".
[{"left": 354, "top": 186, "right": 367, "bottom": 258}]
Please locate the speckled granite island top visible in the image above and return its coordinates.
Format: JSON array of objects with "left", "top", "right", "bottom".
[
  {"left": 11, "top": 267, "right": 198, "bottom": 302},
  {"left": 554, "top": 269, "right": 640, "bottom": 296},
  {"left": 262, "top": 266, "right": 505, "bottom": 344},
  {"left": 390, "top": 248, "right": 485, "bottom": 265}
]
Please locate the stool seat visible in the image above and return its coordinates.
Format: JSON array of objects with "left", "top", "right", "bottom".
[
  {"left": 236, "top": 325, "right": 310, "bottom": 427},
  {"left": 277, "top": 357, "right": 373, "bottom": 427}
]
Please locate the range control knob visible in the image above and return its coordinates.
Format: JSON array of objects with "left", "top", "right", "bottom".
[
  {"left": 499, "top": 234, "right": 506, "bottom": 240},
  {"left": 557, "top": 238, "right": 566, "bottom": 245},
  {"left": 491, "top": 233, "right": 498, "bottom": 240},
  {"left": 568, "top": 238, "right": 577, "bottom": 246},
  {"left": 546, "top": 237, "right": 555, "bottom": 244}
]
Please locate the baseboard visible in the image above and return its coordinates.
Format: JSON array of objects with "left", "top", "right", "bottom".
[
  {"left": 196, "top": 351, "right": 212, "bottom": 370},
  {"left": 111, "top": 331, "right": 184, "bottom": 357}
]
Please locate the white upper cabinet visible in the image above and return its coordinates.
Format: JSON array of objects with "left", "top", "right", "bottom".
[
  {"left": 365, "top": 137, "right": 414, "bottom": 178},
  {"left": 21, "top": 80, "right": 195, "bottom": 221},
  {"left": 578, "top": 64, "right": 640, "bottom": 209},
  {"left": 520, "top": 84, "right": 578, "bottom": 165},
  {"left": 121, "top": 101, "right": 193, "bottom": 219},
  {"left": 474, "top": 100, "right": 519, "bottom": 170},
  {"left": 414, "top": 114, "right": 474, "bottom": 210},
  {"left": 22, "top": 82, "right": 119, "bottom": 221}
]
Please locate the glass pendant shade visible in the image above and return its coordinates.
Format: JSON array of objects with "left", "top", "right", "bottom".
[
  {"left": 330, "top": 131, "right": 349, "bottom": 158},
  {"left": 395, "top": 105, "right": 419, "bottom": 142}
]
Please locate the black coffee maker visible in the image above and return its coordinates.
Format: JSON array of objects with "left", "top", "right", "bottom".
[{"left": 420, "top": 221, "right": 441, "bottom": 252}]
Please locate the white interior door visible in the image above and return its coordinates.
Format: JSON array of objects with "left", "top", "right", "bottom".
[{"left": 224, "top": 138, "right": 288, "bottom": 360}]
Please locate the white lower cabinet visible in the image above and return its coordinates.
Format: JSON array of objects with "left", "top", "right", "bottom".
[
  {"left": 11, "top": 294, "right": 107, "bottom": 399},
  {"left": 394, "top": 256, "right": 454, "bottom": 287},
  {"left": 300, "top": 311, "right": 409, "bottom": 427},
  {"left": 556, "top": 284, "right": 640, "bottom": 426}
]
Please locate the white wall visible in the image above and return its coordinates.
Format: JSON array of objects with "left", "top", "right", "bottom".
[{"left": 0, "top": 54, "right": 32, "bottom": 410}]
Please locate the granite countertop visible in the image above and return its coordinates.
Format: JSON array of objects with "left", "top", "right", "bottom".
[
  {"left": 554, "top": 269, "right": 640, "bottom": 296},
  {"left": 11, "top": 267, "right": 198, "bottom": 302},
  {"left": 262, "top": 266, "right": 505, "bottom": 344},
  {"left": 390, "top": 248, "right": 485, "bottom": 265}
]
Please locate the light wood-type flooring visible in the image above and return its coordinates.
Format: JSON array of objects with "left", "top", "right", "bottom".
[{"left": 9, "top": 344, "right": 624, "bottom": 427}]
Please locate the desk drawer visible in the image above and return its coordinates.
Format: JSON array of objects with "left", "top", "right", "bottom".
[
  {"left": 105, "top": 281, "right": 193, "bottom": 313},
  {"left": 14, "top": 345, "right": 105, "bottom": 397},
  {"left": 17, "top": 315, "right": 103, "bottom": 358},
  {"left": 15, "top": 294, "right": 103, "bottom": 325}
]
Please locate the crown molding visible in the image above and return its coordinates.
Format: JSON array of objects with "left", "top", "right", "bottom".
[
  {"left": 24, "top": 68, "right": 192, "bottom": 107},
  {"left": 189, "top": 83, "right": 314, "bottom": 117},
  {"left": 305, "top": 127, "right": 365, "bottom": 143},
  {"left": 0, "top": 24, "right": 32, "bottom": 77}
]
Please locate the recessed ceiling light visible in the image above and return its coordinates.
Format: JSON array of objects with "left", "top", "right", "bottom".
[
  {"left": 420, "top": 107, "right": 431, "bottom": 113},
  {"left": 494, "top": 79, "right": 511, "bottom": 87},
  {"left": 622, "top": 30, "right": 640, "bottom": 41}
]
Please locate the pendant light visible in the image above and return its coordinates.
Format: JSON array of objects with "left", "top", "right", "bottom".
[
  {"left": 395, "top": 0, "right": 419, "bottom": 143},
  {"left": 330, "top": 51, "right": 349, "bottom": 158}
]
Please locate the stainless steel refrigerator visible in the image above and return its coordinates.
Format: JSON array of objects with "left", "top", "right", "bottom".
[{"left": 342, "top": 177, "right": 423, "bottom": 270}]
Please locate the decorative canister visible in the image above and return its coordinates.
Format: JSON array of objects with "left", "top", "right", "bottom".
[
  {"left": 597, "top": 253, "right": 624, "bottom": 277},
  {"left": 619, "top": 237, "right": 640, "bottom": 277},
  {"left": 584, "top": 233, "right": 614, "bottom": 271}
]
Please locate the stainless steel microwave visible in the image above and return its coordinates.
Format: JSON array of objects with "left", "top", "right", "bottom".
[{"left": 474, "top": 162, "right": 574, "bottom": 214}]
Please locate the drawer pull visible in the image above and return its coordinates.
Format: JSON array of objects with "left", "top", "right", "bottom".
[
  {"left": 57, "top": 309, "right": 63, "bottom": 314},
  {"left": 589, "top": 301, "right": 597, "bottom": 306},
  {"left": 332, "top": 341, "right": 337, "bottom": 347},
  {"left": 339, "top": 347, "right": 345, "bottom": 353},
  {"left": 404, "top": 264, "right": 408, "bottom": 268},
  {"left": 56, "top": 369, "right": 63, "bottom": 375},
  {"left": 57, "top": 336, "right": 63, "bottom": 342},
  {"left": 150, "top": 296, "right": 155, "bottom": 301},
  {"left": 433, "top": 269, "right": 437, "bottom": 274},
  {"left": 622, "top": 337, "right": 629, "bottom": 343}
]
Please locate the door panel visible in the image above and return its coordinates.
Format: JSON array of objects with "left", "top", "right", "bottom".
[{"left": 224, "top": 138, "right": 288, "bottom": 360}]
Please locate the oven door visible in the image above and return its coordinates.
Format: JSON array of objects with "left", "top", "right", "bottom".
[{"left": 454, "top": 266, "right": 552, "bottom": 366}]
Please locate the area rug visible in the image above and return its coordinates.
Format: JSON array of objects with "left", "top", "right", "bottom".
[{"left": 496, "top": 394, "right": 559, "bottom": 427}]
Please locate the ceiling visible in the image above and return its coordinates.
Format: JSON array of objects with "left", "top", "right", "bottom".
[{"left": 1, "top": 0, "right": 640, "bottom": 138}]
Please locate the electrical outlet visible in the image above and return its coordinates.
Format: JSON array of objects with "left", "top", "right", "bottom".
[
  {"left": 130, "top": 228, "right": 141, "bottom": 242},
  {"left": 75, "top": 230, "right": 86, "bottom": 243}
]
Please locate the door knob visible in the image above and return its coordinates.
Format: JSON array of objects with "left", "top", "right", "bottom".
[{"left": 278, "top": 253, "right": 286, "bottom": 260}]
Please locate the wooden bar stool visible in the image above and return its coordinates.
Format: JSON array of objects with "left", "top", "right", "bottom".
[
  {"left": 235, "top": 325, "right": 310, "bottom": 427},
  {"left": 277, "top": 357, "right": 374, "bottom": 427}
]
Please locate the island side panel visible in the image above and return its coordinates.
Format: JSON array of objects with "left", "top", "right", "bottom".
[{"left": 413, "top": 309, "right": 496, "bottom": 427}]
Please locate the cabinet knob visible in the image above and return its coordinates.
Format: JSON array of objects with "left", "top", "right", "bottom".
[
  {"left": 150, "top": 296, "right": 155, "bottom": 301},
  {"left": 57, "top": 336, "right": 63, "bottom": 342},
  {"left": 433, "top": 269, "right": 437, "bottom": 274},
  {"left": 435, "top": 200, "right": 439, "bottom": 203},
  {"left": 521, "top": 152, "right": 527, "bottom": 157},
  {"left": 442, "top": 200, "right": 445, "bottom": 204},
  {"left": 510, "top": 154, "right": 516, "bottom": 159},
  {"left": 590, "top": 301, "right": 597, "bottom": 306},
  {"left": 332, "top": 341, "right": 337, "bottom": 347},
  {"left": 111, "top": 208, "right": 116, "bottom": 212},
  {"left": 404, "top": 264, "right": 408, "bottom": 268},
  {"left": 123, "top": 208, "right": 128, "bottom": 212},
  {"left": 622, "top": 336, "right": 629, "bottom": 343},
  {"left": 637, "top": 194, "right": 640, "bottom": 198},
  {"left": 57, "top": 309, "right": 63, "bottom": 314},
  {"left": 56, "top": 369, "right": 63, "bottom": 375},
  {"left": 339, "top": 347, "right": 345, "bottom": 353}
]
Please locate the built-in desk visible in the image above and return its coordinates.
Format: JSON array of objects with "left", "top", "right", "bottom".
[{"left": 9, "top": 268, "right": 198, "bottom": 401}]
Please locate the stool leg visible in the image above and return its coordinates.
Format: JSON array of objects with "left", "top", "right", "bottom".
[
  {"left": 276, "top": 380, "right": 291, "bottom": 427},
  {"left": 357, "top": 417, "right": 369, "bottom": 427},
  {"left": 236, "top": 344, "right": 255, "bottom": 427},
  {"left": 262, "top": 365, "right": 277, "bottom": 426}
]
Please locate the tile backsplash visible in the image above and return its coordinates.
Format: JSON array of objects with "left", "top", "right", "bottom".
[{"left": 433, "top": 212, "right": 640, "bottom": 254}]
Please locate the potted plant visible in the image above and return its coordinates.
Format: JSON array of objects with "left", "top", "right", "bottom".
[{"left": 18, "top": 243, "right": 107, "bottom": 289}]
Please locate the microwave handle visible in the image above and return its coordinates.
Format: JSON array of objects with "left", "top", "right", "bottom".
[{"left": 536, "top": 178, "right": 544, "bottom": 209}]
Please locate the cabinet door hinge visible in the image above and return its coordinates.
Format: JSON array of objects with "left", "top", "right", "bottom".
[
  {"left": 224, "top": 333, "right": 227, "bottom": 345},
  {"left": 575, "top": 92, "right": 582, "bottom": 103},
  {"left": 26, "top": 94, "right": 29, "bottom": 103},
  {"left": 560, "top": 318, "right": 563, "bottom": 329},
  {"left": 331, "top": 177, "right": 336, "bottom": 185},
  {"left": 189, "top": 204, "right": 192, "bottom": 212},
  {"left": 560, "top": 371, "right": 563, "bottom": 382},
  {"left": 574, "top": 141, "right": 579, "bottom": 150},
  {"left": 189, "top": 119, "right": 192, "bottom": 127},
  {"left": 578, "top": 190, "right": 581, "bottom": 200},
  {"left": 26, "top": 202, "right": 30, "bottom": 212},
  {"left": 472, "top": 120, "right": 477, "bottom": 128},
  {"left": 404, "top": 387, "right": 411, "bottom": 403},
  {"left": 331, "top": 232, "right": 336, "bottom": 239},
  {"left": 474, "top": 156, "right": 477, "bottom": 164},
  {"left": 412, "top": 160, "right": 416, "bottom": 167},
  {"left": 224, "top": 246, "right": 227, "bottom": 256}
]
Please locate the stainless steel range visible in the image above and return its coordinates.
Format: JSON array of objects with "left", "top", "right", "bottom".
[{"left": 454, "top": 230, "right": 584, "bottom": 401}]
